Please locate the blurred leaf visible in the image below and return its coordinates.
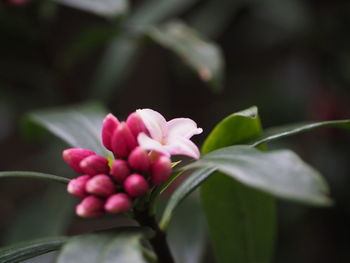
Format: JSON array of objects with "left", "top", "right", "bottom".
[
  {"left": 53, "top": 0, "right": 129, "bottom": 18},
  {"left": 191, "top": 145, "right": 333, "bottom": 206},
  {"left": 147, "top": 21, "right": 224, "bottom": 91},
  {"left": 90, "top": 33, "right": 142, "bottom": 100},
  {"left": 167, "top": 193, "right": 207, "bottom": 263},
  {"left": 250, "top": 119, "right": 350, "bottom": 147},
  {"left": 0, "top": 236, "right": 67, "bottom": 263},
  {"left": 200, "top": 106, "right": 276, "bottom": 263},
  {"left": 0, "top": 171, "right": 69, "bottom": 184},
  {"left": 24, "top": 102, "right": 108, "bottom": 156},
  {"left": 89, "top": 0, "right": 199, "bottom": 101},
  {"left": 61, "top": 26, "right": 117, "bottom": 70},
  {"left": 126, "top": 0, "right": 198, "bottom": 29},
  {"left": 160, "top": 168, "right": 215, "bottom": 230},
  {"left": 56, "top": 227, "right": 155, "bottom": 263},
  {"left": 4, "top": 187, "right": 74, "bottom": 244},
  {"left": 189, "top": 0, "right": 242, "bottom": 38}
]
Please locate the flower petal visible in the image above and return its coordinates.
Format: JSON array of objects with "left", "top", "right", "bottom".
[
  {"left": 165, "top": 136, "right": 201, "bottom": 159},
  {"left": 137, "top": 133, "right": 170, "bottom": 156},
  {"left": 167, "top": 118, "right": 203, "bottom": 140},
  {"left": 136, "top": 109, "right": 168, "bottom": 141}
]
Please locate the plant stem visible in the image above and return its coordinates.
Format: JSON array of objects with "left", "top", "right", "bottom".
[{"left": 135, "top": 209, "right": 175, "bottom": 263}]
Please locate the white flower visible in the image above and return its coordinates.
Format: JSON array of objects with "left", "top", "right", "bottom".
[{"left": 136, "top": 109, "right": 203, "bottom": 159}]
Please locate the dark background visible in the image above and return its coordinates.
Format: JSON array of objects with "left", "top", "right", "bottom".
[{"left": 1, "top": 0, "right": 350, "bottom": 262}]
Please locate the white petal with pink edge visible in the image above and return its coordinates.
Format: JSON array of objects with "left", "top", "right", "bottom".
[
  {"left": 167, "top": 118, "right": 203, "bottom": 140},
  {"left": 136, "top": 109, "right": 167, "bottom": 141}
]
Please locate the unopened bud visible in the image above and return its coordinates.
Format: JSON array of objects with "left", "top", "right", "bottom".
[
  {"left": 126, "top": 112, "right": 148, "bottom": 138},
  {"left": 62, "top": 148, "right": 95, "bottom": 174},
  {"left": 80, "top": 155, "right": 109, "bottom": 175},
  {"left": 104, "top": 193, "right": 132, "bottom": 214},
  {"left": 128, "top": 147, "right": 151, "bottom": 173},
  {"left": 102, "top": 113, "right": 120, "bottom": 151},
  {"left": 123, "top": 174, "right": 149, "bottom": 197},
  {"left": 67, "top": 175, "right": 91, "bottom": 198},
  {"left": 110, "top": 160, "right": 130, "bottom": 183},
  {"left": 151, "top": 156, "right": 172, "bottom": 185},
  {"left": 76, "top": 196, "right": 105, "bottom": 218},
  {"left": 86, "top": 174, "right": 115, "bottom": 197},
  {"left": 111, "top": 122, "right": 137, "bottom": 158}
]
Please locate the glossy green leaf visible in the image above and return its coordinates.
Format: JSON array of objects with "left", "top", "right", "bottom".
[
  {"left": 25, "top": 103, "right": 108, "bottom": 156},
  {"left": 192, "top": 145, "right": 333, "bottom": 206},
  {"left": 56, "top": 227, "right": 154, "bottom": 263},
  {"left": 201, "top": 173, "right": 276, "bottom": 263},
  {"left": 53, "top": 0, "right": 128, "bottom": 18},
  {"left": 200, "top": 106, "right": 276, "bottom": 263},
  {"left": 250, "top": 119, "right": 350, "bottom": 147},
  {"left": 0, "top": 171, "right": 69, "bottom": 184},
  {"left": 147, "top": 21, "right": 224, "bottom": 91},
  {"left": 160, "top": 168, "right": 215, "bottom": 230},
  {"left": 0, "top": 236, "right": 67, "bottom": 263},
  {"left": 167, "top": 192, "right": 208, "bottom": 263},
  {"left": 202, "top": 106, "right": 261, "bottom": 153}
]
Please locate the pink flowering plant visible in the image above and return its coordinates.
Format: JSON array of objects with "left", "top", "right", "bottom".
[
  {"left": 64, "top": 109, "right": 203, "bottom": 219},
  {"left": 0, "top": 103, "right": 350, "bottom": 263}
]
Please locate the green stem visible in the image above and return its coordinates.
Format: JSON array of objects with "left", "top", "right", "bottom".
[{"left": 134, "top": 209, "right": 175, "bottom": 263}]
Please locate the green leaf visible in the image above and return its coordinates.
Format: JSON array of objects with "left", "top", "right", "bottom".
[
  {"left": 60, "top": 26, "right": 117, "bottom": 70},
  {"left": 25, "top": 102, "right": 108, "bottom": 156},
  {"left": 202, "top": 106, "right": 261, "bottom": 154},
  {"left": 159, "top": 168, "right": 215, "bottom": 230},
  {"left": 4, "top": 187, "right": 74, "bottom": 244},
  {"left": 53, "top": 0, "right": 128, "bottom": 18},
  {"left": 250, "top": 119, "right": 350, "bottom": 147},
  {"left": 167, "top": 192, "right": 208, "bottom": 263},
  {"left": 201, "top": 173, "right": 276, "bottom": 263},
  {"left": 200, "top": 106, "right": 276, "bottom": 263},
  {"left": 56, "top": 227, "right": 155, "bottom": 263},
  {"left": 147, "top": 20, "right": 224, "bottom": 91},
  {"left": 0, "top": 236, "right": 67, "bottom": 263},
  {"left": 89, "top": 33, "right": 142, "bottom": 101},
  {"left": 0, "top": 171, "right": 69, "bottom": 184},
  {"left": 126, "top": 0, "right": 198, "bottom": 28},
  {"left": 189, "top": 0, "right": 242, "bottom": 38},
  {"left": 192, "top": 145, "right": 333, "bottom": 206}
]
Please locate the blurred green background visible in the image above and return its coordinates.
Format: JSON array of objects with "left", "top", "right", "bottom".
[{"left": 0, "top": 0, "right": 350, "bottom": 262}]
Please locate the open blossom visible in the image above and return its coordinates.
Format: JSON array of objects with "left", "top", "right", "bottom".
[
  {"left": 63, "top": 109, "right": 202, "bottom": 218},
  {"left": 136, "top": 109, "right": 203, "bottom": 159}
]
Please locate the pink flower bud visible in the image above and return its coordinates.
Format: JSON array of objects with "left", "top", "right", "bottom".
[
  {"left": 128, "top": 147, "right": 151, "bottom": 173},
  {"left": 111, "top": 122, "right": 137, "bottom": 158},
  {"left": 123, "top": 174, "right": 149, "bottom": 197},
  {"left": 80, "top": 155, "right": 109, "bottom": 175},
  {"left": 151, "top": 155, "right": 172, "bottom": 185},
  {"left": 86, "top": 174, "right": 115, "bottom": 197},
  {"left": 76, "top": 196, "right": 105, "bottom": 218},
  {"left": 110, "top": 160, "right": 130, "bottom": 183},
  {"left": 62, "top": 148, "right": 95, "bottom": 174},
  {"left": 126, "top": 112, "right": 148, "bottom": 138},
  {"left": 104, "top": 193, "right": 132, "bottom": 214},
  {"left": 67, "top": 175, "right": 91, "bottom": 198},
  {"left": 102, "top": 113, "right": 120, "bottom": 151}
]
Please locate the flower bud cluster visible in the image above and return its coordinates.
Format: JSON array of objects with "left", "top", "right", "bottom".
[{"left": 63, "top": 112, "right": 172, "bottom": 218}]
